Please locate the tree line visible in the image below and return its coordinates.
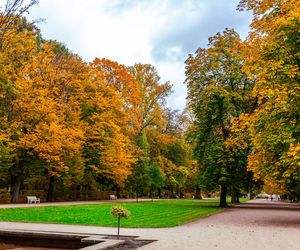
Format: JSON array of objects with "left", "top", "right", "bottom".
[{"left": 1, "top": 0, "right": 299, "bottom": 206}]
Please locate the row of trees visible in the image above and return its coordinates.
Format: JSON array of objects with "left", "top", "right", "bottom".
[
  {"left": 186, "top": 0, "right": 300, "bottom": 206},
  {"left": 2, "top": 0, "right": 298, "bottom": 206},
  {"left": 0, "top": 1, "right": 198, "bottom": 203}
]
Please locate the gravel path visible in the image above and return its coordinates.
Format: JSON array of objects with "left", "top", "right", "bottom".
[{"left": 0, "top": 199, "right": 299, "bottom": 250}]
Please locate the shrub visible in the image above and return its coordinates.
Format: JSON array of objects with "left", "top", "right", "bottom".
[{"left": 110, "top": 206, "right": 130, "bottom": 238}]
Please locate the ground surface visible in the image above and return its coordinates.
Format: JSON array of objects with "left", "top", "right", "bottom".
[
  {"left": 0, "top": 199, "right": 299, "bottom": 250},
  {"left": 139, "top": 199, "right": 300, "bottom": 250}
]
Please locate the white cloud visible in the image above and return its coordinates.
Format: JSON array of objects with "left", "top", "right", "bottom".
[
  {"left": 156, "top": 61, "right": 186, "bottom": 111},
  {"left": 27, "top": 0, "right": 252, "bottom": 111}
]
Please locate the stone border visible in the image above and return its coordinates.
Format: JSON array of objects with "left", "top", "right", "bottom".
[{"left": 0, "top": 229, "right": 155, "bottom": 249}]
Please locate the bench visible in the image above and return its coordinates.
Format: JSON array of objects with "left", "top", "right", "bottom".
[
  {"left": 109, "top": 195, "right": 117, "bottom": 200},
  {"left": 27, "top": 196, "right": 40, "bottom": 204}
]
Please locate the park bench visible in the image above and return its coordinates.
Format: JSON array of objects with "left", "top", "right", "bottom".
[
  {"left": 109, "top": 195, "right": 117, "bottom": 200},
  {"left": 27, "top": 196, "right": 40, "bottom": 204}
]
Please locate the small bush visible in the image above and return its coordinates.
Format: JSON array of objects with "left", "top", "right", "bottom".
[
  {"left": 110, "top": 206, "right": 130, "bottom": 238},
  {"left": 110, "top": 206, "right": 130, "bottom": 219}
]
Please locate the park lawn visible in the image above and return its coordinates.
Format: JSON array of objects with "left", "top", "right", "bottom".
[{"left": 0, "top": 199, "right": 225, "bottom": 228}]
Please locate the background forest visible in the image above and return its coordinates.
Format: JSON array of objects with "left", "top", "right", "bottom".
[{"left": 0, "top": 0, "right": 299, "bottom": 206}]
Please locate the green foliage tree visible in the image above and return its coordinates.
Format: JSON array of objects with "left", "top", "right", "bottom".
[
  {"left": 185, "top": 29, "right": 254, "bottom": 207},
  {"left": 126, "top": 131, "right": 151, "bottom": 201},
  {"left": 148, "top": 164, "right": 164, "bottom": 199}
]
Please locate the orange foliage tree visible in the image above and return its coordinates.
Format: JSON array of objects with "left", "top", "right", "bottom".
[
  {"left": 0, "top": 14, "right": 40, "bottom": 202},
  {"left": 81, "top": 59, "right": 136, "bottom": 190},
  {"left": 14, "top": 43, "right": 88, "bottom": 201},
  {"left": 91, "top": 58, "right": 142, "bottom": 136}
]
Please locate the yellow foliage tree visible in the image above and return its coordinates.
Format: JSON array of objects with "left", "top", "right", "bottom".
[{"left": 238, "top": 0, "right": 300, "bottom": 199}]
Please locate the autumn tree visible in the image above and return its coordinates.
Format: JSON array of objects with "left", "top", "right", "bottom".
[
  {"left": 0, "top": 2, "right": 195, "bottom": 203},
  {"left": 0, "top": 0, "right": 39, "bottom": 49},
  {"left": 0, "top": 12, "right": 40, "bottom": 202},
  {"left": 128, "top": 63, "right": 172, "bottom": 133},
  {"left": 185, "top": 29, "right": 254, "bottom": 207},
  {"left": 237, "top": 0, "right": 300, "bottom": 200},
  {"left": 125, "top": 63, "right": 179, "bottom": 198},
  {"left": 81, "top": 60, "right": 136, "bottom": 191},
  {"left": 91, "top": 58, "right": 142, "bottom": 137},
  {"left": 12, "top": 43, "right": 88, "bottom": 201},
  {"left": 146, "top": 108, "right": 194, "bottom": 198}
]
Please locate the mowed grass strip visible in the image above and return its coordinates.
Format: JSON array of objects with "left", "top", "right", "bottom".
[{"left": 0, "top": 199, "right": 223, "bottom": 228}]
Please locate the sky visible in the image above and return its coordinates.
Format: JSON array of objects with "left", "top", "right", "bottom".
[{"left": 26, "top": 0, "right": 253, "bottom": 111}]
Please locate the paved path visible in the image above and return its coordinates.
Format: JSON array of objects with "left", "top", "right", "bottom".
[
  {"left": 0, "top": 199, "right": 299, "bottom": 250},
  {"left": 140, "top": 200, "right": 300, "bottom": 250}
]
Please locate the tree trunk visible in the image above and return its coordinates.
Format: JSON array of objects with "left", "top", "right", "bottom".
[
  {"left": 236, "top": 193, "right": 240, "bottom": 203},
  {"left": 10, "top": 154, "right": 23, "bottom": 203},
  {"left": 150, "top": 190, "right": 154, "bottom": 201},
  {"left": 116, "top": 187, "right": 121, "bottom": 198},
  {"left": 231, "top": 187, "right": 240, "bottom": 203},
  {"left": 194, "top": 185, "right": 202, "bottom": 199},
  {"left": 158, "top": 188, "right": 162, "bottom": 198},
  {"left": 231, "top": 189, "right": 236, "bottom": 203},
  {"left": 295, "top": 185, "right": 300, "bottom": 203},
  {"left": 135, "top": 191, "right": 138, "bottom": 202},
  {"left": 219, "top": 185, "right": 228, "bottom": 207},
  {"left": 170, "top": 187, "right": 174, "bottom": 198},
  {"left": 231, "top": 187, "right": 237, "bottom": 204},
  {"left": 47, "top": 175, "right": 55, "bottom": 202},
  {"left": 117, "top": 216, "right": 120, "bottom": 239},
  {"left": 11, "top": 176, "right": 21, "bottom": 203}
]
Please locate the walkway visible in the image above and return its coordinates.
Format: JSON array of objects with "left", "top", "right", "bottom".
[{"left": 0, "top": 199, "right": 299, "bottom": 249}]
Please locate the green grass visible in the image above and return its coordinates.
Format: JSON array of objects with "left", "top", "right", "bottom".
[
  {"left": 0, "top": 198, "right": 249, "bottom": 228},
  {"left": 0, "top": 199, "right": 225, "bottom": 228}
]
